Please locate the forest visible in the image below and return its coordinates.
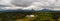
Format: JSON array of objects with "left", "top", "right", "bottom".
[{"left": 0, "top": 11, "right": 60, "bottom": 21}]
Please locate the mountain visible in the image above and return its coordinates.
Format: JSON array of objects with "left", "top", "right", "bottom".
[
  {"left": 0, "top": 9, "right": 36, "bottom": 12},
  {"left": 0, "top": 9, "right": 60, "bottom": 12}
]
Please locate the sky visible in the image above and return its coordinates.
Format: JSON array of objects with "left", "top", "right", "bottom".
[{"left": 0, "top": 0, "right": 60, "bottom": 11}]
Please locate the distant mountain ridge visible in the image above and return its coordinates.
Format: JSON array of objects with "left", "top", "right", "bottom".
[{"left": 0, "top": 9, "right": 60, "bottom": 12}]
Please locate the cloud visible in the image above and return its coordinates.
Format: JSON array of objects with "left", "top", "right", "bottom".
[{"left": 0, "top": 0, "right": 60, "bottom": 11}]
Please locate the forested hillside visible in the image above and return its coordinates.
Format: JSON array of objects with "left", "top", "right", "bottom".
[{"left": 0, "top": 11, "right": 60, "bottom": 21}]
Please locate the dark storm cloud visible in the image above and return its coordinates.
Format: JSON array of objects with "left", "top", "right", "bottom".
[
  {"left": 11, "top": 0, "right": 34, "bottom": 7},
  {"left": 0, "top": 5, "right": 11, "bottom": 7}
]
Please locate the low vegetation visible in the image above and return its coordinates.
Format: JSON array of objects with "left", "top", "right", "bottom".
[{"left": 0, "top": 11, "right": 59, "bottom": 21}]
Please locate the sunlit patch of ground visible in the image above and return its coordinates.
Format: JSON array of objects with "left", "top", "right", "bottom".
[
  {"left": 58, "top": 17, "right": 60, "bottom": 21},
  {"left": 15, "top": 15, "right": 37, "bottom": 21}
]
